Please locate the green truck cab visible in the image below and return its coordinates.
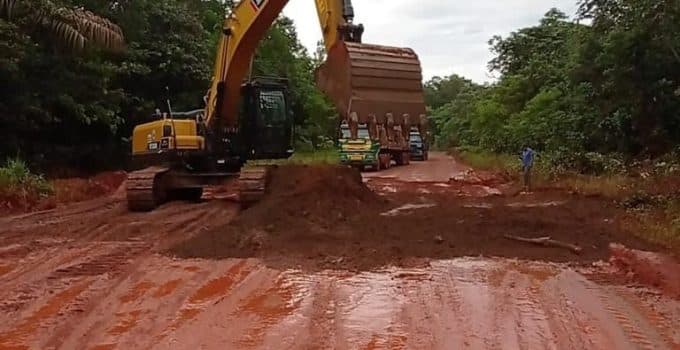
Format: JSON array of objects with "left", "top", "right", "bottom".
[{"left": 338, "top": 124, "right": 380, "bottom": 170}]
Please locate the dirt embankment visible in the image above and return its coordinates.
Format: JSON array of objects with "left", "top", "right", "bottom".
[
  {"left": 169, "top": 165, "right": 659, "bottom": 271},
  {"left": 0, "top": 171, "right": 127, "bottom": 216}
]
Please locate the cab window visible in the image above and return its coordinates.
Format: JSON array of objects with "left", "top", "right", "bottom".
[{"left": 259, "top": 90, "right": 286, "bottom": 124}]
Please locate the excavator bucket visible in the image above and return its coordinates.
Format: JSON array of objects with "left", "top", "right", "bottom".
[{"left": 315, "top": 42, "right": 426, "bottom": 124}]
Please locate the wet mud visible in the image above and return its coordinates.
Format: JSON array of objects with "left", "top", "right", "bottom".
[{"left": 0, "top": 152, "right": 677, "bottom": 349}]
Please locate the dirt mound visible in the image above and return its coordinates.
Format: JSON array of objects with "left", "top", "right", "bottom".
[
  {"left": 237, "top": 164, "right": 385, "bottom": 230},
  {"left": 169, "top": 165, "right": 390, "bottom": 265}
]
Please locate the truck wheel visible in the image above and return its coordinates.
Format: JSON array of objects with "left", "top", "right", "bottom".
[
  {"left": 379, "top": 154, "right": 391, "bottom": 170},
  {"left": 394, "top": 152, "right": 404, "bottom": 166}
]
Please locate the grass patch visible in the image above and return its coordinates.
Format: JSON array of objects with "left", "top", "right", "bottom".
[
  {"left": 622, "top": 191, "right": 680, "bottom": 250},
  {"left": 457, "top": 150, "right": 520, "bottom": 173},
  {"left": 0, "top": 158, "right": 53, "bottom": 212},
  {"left": 289, "top": 149, "right": 339, "bottom": 164},
  {"left": 627, "top": 208, "right": 680, "bottom": 252},
  {"left": 456, "top": 149, "right": 634, "bottom": 196},
  {"left": 245, "top": 149, "right": 339, "bottom": 167},
  {"left": 552, "top": 174, "right": 632, "bottom": 197},
  {"left": 0, "top": 158, "right": 53, "bottom": 195}
]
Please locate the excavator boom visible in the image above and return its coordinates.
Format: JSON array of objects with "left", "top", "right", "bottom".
[{"left": 205, "top": 0, "right": 426, "bottom": 129}]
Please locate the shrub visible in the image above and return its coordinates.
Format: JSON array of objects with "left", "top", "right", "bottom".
[{"left": 0, "top": 158, "right": 53, "bottom": 197}]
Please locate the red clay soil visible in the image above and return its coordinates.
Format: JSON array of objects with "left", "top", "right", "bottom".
[
  {"left": 1, "top": 159, "right": 679, "bottom": 349},
  {"left": 169, "top": 165, "right": 660, "bottom": 271},
  {"left": 610, "top": 243, "right": 680, "bottom": 299}
]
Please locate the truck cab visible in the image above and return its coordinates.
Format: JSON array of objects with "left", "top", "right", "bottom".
[
  {"left": 338, "top": 123, "right": 380, "bottom": 170},
  {"left": 409, "top": 129, "right": 429, "bottom": 161}
]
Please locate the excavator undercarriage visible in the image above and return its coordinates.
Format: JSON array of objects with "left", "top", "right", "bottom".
[{"left": 126, "top": 165, "right": 270, "bottom": 211}]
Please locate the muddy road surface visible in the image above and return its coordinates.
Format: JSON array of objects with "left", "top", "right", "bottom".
[{"left": 0, "top": 152, "right": 679, "bottom": 350}]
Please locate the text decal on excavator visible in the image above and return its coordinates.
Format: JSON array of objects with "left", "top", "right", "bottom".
[{"left": 250, "top": 0, "right": 265, "bottom": 11}]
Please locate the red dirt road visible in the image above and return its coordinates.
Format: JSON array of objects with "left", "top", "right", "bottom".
[
  {"left": 0, "top": 154, "right": 679, "bottom": 349},
  {"left": 363, "top": 152, "right": 470, "bottom": 182}
]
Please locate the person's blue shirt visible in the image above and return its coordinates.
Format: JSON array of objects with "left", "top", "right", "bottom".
[{"left": 522, "top": 148, "right": 535, "bottom": 168}]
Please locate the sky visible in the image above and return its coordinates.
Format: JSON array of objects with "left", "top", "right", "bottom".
[{"left": 283, "top": 0, "right": 579, "bottom": 83}]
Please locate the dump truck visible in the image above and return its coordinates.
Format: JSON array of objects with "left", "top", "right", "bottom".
[{"left": 337, "top": 113, "right": 429, "bottom": 170}]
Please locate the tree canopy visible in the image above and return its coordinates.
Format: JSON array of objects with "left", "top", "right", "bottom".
[
  {"left": 0, "top": 0, "right": 335, "bottom": 171},
  {"left": 3, "top": 0, "right": 678, "bottom": 173},
  {"left": 429, "top": 3, "right": 680, "bottom": 172}
]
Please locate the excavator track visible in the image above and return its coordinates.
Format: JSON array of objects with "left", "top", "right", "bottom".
[
  {"left": 126, "top": 166, "right": 170, "bottom": 212},
  {"left": 238, "top": 166, "right": 273, "bottom": 209}
]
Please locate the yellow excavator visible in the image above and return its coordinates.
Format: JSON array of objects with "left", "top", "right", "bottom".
[{"left": 126, "top": 0, "right": 427, "bottom": 211}]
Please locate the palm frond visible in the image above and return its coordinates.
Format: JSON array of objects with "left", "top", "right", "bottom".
[
  {"left": 15, "top": 0, "right": 125, "bottom": 52},
  {"left": 1, "top": 0, "right": 17, "bottom": 19},
  {"left": 52, "top": 7, "right": 125, "bottom": 52}
]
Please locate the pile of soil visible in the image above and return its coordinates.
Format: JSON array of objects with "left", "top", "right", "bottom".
[
  {"left": 236, "top": 164, "right": 387, "bottom": 231},
  {"left": 169, "top": 164, "right": 391, "bottom": 268},
  {"left": 169, "top": 165, "right": 659, "bottom": 271}
]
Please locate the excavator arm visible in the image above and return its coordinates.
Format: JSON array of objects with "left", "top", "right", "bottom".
[
  {"left": 203, "top": 0, "right": 289, "bottom": 130},
  {"left": 204, "top": 0, "right": 422, "bottom": 131},
  {"left": 205, "top": 0, "right": 360, "bottom": 129}
]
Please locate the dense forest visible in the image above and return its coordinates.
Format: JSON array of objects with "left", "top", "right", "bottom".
[
  {"left": 428, "top": 1, "right": 680, "bottom": 173},
  {"left": 1, "top": 0, "right": 679, "bottom": 174},
  {"left": 0, "top": 0, "right": 335, "bottom": 172}
]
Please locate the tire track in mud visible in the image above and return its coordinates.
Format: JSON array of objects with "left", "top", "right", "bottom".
[
  {"left": 619, "top": 289, "right": 680, "bottom": 349},
  {"left": 332, "top": 270, "right": 410, "bottom": 350},
  {"left": 593, "top": 286, "right": 671, "bottom": 349},
  {"left": 554, "top": 270, "right": 677, "bottom": 350},
  {"left": 233, "top": 271, "right": 309, "bottom": 349},
  {"left": 440, "top": 259, "right": 496, "bottom": 348},
  {"left": 153, "top": 260, "right": 262, "bottom": 345},
  {"left": 304, "top": 277, "right": 339, "bottom": 349},
  {"left": 0, "top": 196, "right": 240, "bottom": 350},
  {"left": 0, "top": 278, "right": 94, "bottom": 349}
]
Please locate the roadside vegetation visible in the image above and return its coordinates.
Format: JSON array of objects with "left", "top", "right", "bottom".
[
  {"left": 429, "top": 3, "right": 679, "bottom": 171},
  {"left": 426, "top": 1, "right": 680, "bottom": 251},
  {"left": 0, "top": 158, "right": 53, "bottom": 211},
  {"left": 246, "top": 149, "right": 340, "bottom": 168}
]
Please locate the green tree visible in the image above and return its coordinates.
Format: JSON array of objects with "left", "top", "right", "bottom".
[
  {"left": 429, "top": 4, "right": 680, "bottom": 172},
  {"left": 577, "top": 0, "right": 680, "bottom": 155}
]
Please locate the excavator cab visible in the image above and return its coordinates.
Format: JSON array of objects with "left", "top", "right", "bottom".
[{"left": 238, "top": 77, "right": 294, "bottom": 161}]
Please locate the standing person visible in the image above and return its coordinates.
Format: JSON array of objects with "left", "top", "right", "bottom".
[{"left": 521, "top": 146, "right": 535, "bottom": 193}]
